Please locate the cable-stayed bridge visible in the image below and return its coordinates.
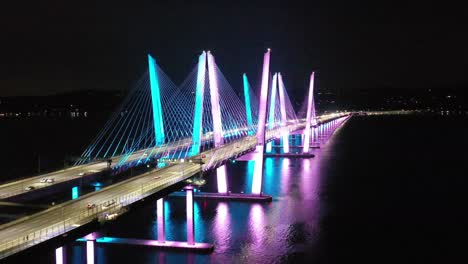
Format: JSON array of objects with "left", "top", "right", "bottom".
[{"left": 0, "top": 49, "right": 350, "bottom": 259}]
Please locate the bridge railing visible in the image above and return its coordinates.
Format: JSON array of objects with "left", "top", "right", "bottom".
[{"left": 0, "top": 164, "right": 201, "bottom": 260}]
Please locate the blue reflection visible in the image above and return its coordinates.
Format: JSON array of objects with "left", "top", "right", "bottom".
[
  {"left": 244, "top": 160, "right": 255, "bottom": 193},
  {"left": 91, "top": 182, "right": 102, "bottom": 191}
]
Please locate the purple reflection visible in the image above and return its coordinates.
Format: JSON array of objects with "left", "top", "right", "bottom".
[
  {"left": 212, "top": 202, "right": 231, "bottom": 249},
  {"left": 301, "top": 158, "right": 317, "bottom": 201},
  {"left": 248, "top": 204, "right": 266, "bottom": 249},
  {"left": 280, "top": 158, "right": 291, "bottom": 194}
]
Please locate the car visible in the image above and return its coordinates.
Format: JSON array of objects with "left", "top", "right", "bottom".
[
  {"left": 153, "top": 176, "right": 161, "bottom": 179},
  {"left": 39, "top": 178, "right": 47, "bottom": 183},
  {"left": 201, "top": 154, "right": 206, "bottom": 158},
  {"left": 24, "top": 186, "right": 35, "bottom": 191},
  {"left": 104, "top": 213, "right": 118, "bottom": 220},
  {"left": 102, "top": 200, "right": 115, "bottom": 209},
  {"left": 87, "top": 203, "right": 96, "bottom": 209},
  {"left": 78, "top": 172, "right": 85, "bottom": 176},
  {"left": 46, "top": 178, "right": 54, "bottom": 183}
]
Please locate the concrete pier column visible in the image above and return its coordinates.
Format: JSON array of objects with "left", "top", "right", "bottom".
[
  {"left": 185, "top": 186, "right": 195, "bottom": 245},
  {"left": 86, "top": 240, "right": 95, "bottom": 264},
  {"left": 55, "top": 246, "right": 65, "bottom": 264},
  {"left": 157, "top": 198, "right": 166, "bottom": 243},
  {"left": 216, "top": 165, "right": 228, "bottom": 194}
]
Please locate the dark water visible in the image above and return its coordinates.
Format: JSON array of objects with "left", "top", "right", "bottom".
[{"left": 4, "top": 115, "right": 468, "bottom": 263}]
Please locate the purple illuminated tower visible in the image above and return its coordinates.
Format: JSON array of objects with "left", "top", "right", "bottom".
[
  {"left": 256, "top": 49, "right": 271, "bottom": 146},
  {"left": 207, "top": 51, "right": 224, "bottom": 147},
  {"left": 303, "top": 72, "right": 315, "bottom": 153},
  {"left": 266, "top": 73, "right": 278, "bottom": 153},
  {"left": 207, "top": 51, "right": 228, "bottom": 194},
  {"left": 278, "top": 73, "right": 289, "bottom": 153},
  {"left": 252, "top": 49, "right": 271, "bottom": 195}
]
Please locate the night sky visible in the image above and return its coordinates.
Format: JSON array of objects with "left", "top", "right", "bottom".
[{"left": 1, "top": 1, "right": 467, "bottom": 98}]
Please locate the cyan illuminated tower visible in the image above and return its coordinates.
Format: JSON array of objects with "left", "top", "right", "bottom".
[
  {"left": 188, "top": 51, "right": 227, "bottom": 193},
  {"left": 148, "top": 54, "right": 165, "bottom": 145},
  {"left": 190, "top": 51, "right": 207, "bottom": 156},
  {"left": 243, "top": 74, "right": 254, "bottom": 135}
]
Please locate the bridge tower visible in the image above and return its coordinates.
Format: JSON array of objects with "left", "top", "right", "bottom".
[
  {"left": 207, "top": 51, "right": 228, "bottom": 194},
  {"left": 242, "top": 74, "right": 254, "bottom": 136},
  {"left": 189, "top": 51, "right": 227, "bottom": 193},
  {"left": 148, "top": 54, "right": 165, "bottom": 146},
  {"left": 278, "top": 73, "right": 290, "bottom": 153},
  {"left": 190, "top": 51, "right": 207, "bottom": 156},
  {"left": 266, "top": 73, "right": 279, "bottom": 153},
  {"left": 252, "top": 48, "right": 271, "bottom": 195},
  {"left": 303, "top": 72, "right": 315, "bottom": 153}
]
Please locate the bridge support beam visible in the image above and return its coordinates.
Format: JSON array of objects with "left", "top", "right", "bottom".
[
  {"left": 190, "top": 51, "right": 207, "bottom": 156},
  {"left": 243, "top": 74, "right": 254, "bottom": 135},
  {"left": 207, "top": 51, "right": 228, "bottom": 194},
  {"left": 303, "top": 72, "right": 315, "bottom": 153},
  {"left": 278, "top": 73, "right": 289, "bottom": 153},
  {"left": 252, "top": 49, "right": 271, "bottom": 195},
  {"left": 266, "top": 73, "right": 278, "bottom": 153},
  {"left": 207, "top": 51, "right": 224, "bottom": 148},
  {"left": 55, "top": 246, "right": 65, "bottom": 264},
  {"left": 185, "top": 186, "right": 195, "bottom": 245},
  {"left": 157, "top": 198, "right": 165, "bottom": 243},
  {"left": 86, "top": 240, "right": 95, "bottom": 264},
  {"left": 216, "top": 165, "right": 228, "bottom": 194},
  {"left": 148, "top": 54, "right": 165, "bottom": 146}
]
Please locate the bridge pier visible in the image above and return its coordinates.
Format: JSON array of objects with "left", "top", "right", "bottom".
[
  {"left": 157, "top": 198, "right": 165, "bottom": 243},
  {"left": 55, "top": 246, "right": 66, "bottom": 264},
  {"left": 216, "top": 165, "right": 228, "bottom": 194},
  {"left": 86, "top": 240, "right": 95, "bottom": 264},
  {"left": 185, "top": 186, "right": 195, "bottom": 245}
]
